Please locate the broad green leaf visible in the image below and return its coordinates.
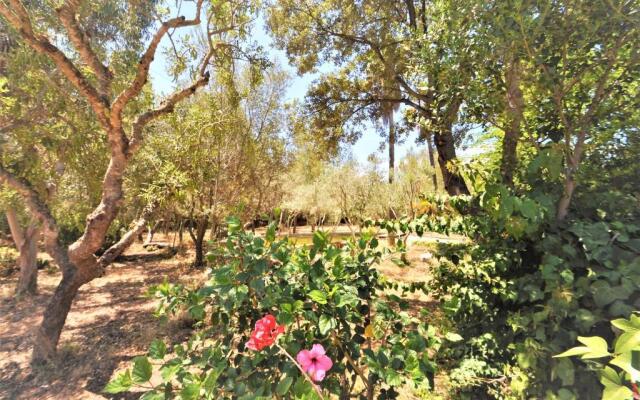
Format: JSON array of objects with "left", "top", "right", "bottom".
[
  {"left": 610, "top": 352, "right": 640, "bottom": 381},
  {"left": 161, "top": 364, "right": 181, "bottom": 381},
  {"left": 103, "top": 370, "right": 133, "bottom": 394},
  {"left": 308, "top": 290, "right": 327, "bottom": 304},
  {"left": 276, "top": 375, "right": 294, "bottom": 395},
  {"left": 600, "top": 366, "right": 622, "bottom": 387},
  {"left": 132, "top": 356, "right": 153, "bottom": 383},
  {"left": 140, "top": 391, "right": 164, "bottom": 400},
  {"left": 265, "top": 223, "right": 277, "bottom": 243},
  {"left": 444, "top": 332, "right": 463, "bottom": 342},
  {"left": 615, "top": 331, "right": 640, "bottom": 353},
  {"left": 181, "top": 383, "right": 201, "bottom": 400},
  {"left": 602, "top": 384, "right": 633, "bottom": 400},
  {"left": 149, "top": 339, "right": 167, "bottom": 359},
  {"left": 577, "top": 336, "right": 610, "bottom": 358},
  {"left": 319, "top": 314, "right": 337, "bottom": 335}
]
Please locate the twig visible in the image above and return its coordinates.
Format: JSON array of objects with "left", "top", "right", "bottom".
[{"left": 276, "top": 343, "right": 325, "bottom": 400}]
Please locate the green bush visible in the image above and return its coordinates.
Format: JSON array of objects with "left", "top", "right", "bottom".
[
  {"left": 382, "top": 180, "right": 640, "bottom": 399},
  {"left": 106, "top": 217, "right": 440, "bottom": 399},
  {"left": 0, "top": 246, "right": 18, "bottom": 277}
]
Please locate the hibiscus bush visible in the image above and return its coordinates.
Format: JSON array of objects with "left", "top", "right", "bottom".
[{"left": 105, "top": 217, "right": 439, "bottom": 399}]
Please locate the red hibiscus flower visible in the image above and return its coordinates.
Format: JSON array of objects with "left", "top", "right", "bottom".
[{"left": 245, "top": 314, "right": 285, "bottom": 351}]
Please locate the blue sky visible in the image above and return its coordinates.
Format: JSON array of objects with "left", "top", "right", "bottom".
[{"left": 149, "top": 6, "right": 444, "bottom": 165}]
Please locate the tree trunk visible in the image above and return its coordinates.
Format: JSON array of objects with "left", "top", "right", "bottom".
[
  {"left": 191, "top": 216, "right": 208, "bottom": 267},
  {"left": 388, "top": 112, "right": 395, "bottom": 184},
  {"left": 7, "top": 208, "right": 40, "bottom": 296},
  {"left": 425, "top": 132, "right": 438, "bottom": 190},
  {"left": 32, "top": 272, "right": 82, "bottom": 364},
  {"left": 16, "top": 225, "right": 40, "bottom": 296},
  {"left": 433, "top": 128, "right": 470, "bottom": 196},
  {"left": 501, "top": 56, "right": 524, "bottom": 187}
]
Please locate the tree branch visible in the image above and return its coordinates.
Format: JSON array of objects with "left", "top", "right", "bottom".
[
  {"left": 110, "top": 0, "right": 205, "bottom": 130},
  {"left": 127, "top": 71, "right": 210, "bottom": 158},
  {"left": 0, "top": 165, "right": 74, "bottom": 277},
  {"left": 97, "top": 200, "right": 158, "bottom": 268},
  {"left": 0, "top": 0, "right": 111, "bottom": 130},
  {"left": 56, "top": 0, "right": 113, "bottom": 97}
]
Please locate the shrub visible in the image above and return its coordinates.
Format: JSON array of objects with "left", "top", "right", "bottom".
[
  {"left": 379, "top": 184, "right": 640, "bottom": 399},
  {"left": 0, "top": 246, "right": 18, "bottom": 277},
  {"left": 106, "top": 217, "right": 440, "bottom": 399}
]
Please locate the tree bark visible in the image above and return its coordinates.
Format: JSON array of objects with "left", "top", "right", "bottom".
[
  {"left": 388, "top": 112, "right": 395, "bottom": 184},
  {"left": 433, "top": 128, "right": 470, "bottom": 196},
  {"left": 32, "top": 272, "right": 82, "bottom": 363},
  {"left": 7, "top": 208, "right": 40, "bottom": 296},
  {"left": 16, "top": 224, "right": 40, "bottom": 296},
  {"left": 190, "top": 216, "right": 208, "bottom": 267},
  {"left": 425, "top": 131, "right": 438, "bottom": 190},
  {"left": 501, "top": 57, "right": 524, "bottom": 187}
]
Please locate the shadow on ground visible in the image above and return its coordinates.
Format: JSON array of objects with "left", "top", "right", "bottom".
[{"left": 0, "top": 249, "right": 200, "bottom": 400}]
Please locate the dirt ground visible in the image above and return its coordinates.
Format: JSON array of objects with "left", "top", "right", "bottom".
[
  {"left": 0, "top": 240, "right": 204, "bottom": 400},
  {"left": 0, "top": 229, "right": 460, "bottom": 400}
]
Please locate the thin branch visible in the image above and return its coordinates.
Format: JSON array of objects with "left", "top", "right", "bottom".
[
  {"left": 0, "top": 0, "right": 111, "bottom": 130},
  {"left": 110, "top": 0, "right": 205, "bottom": 127},
  {"left": 0, "top": 165, "right": 73, "bottom": 277},
  {"left": 127, "top": 71, "right": 210, "bottom": 157},
  {"left": 56, "top": 0, "right": 112, "bottom": 97}
]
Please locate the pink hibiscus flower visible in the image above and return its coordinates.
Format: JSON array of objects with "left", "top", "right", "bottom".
[{"left": 296, "top": 344, "right": 333, "bottom": 382}]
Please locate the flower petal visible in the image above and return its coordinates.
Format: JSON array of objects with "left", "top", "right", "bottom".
[
  {"left": 296, "top": 349, "right": 313, "bottom": 369},
  {"left": 312, "top": 368, "right": 326, "bottom": 382},
  {"left": 309, "top": 343, "right": 326, "bottom": 358},
  {"left": 245, "top": 338, "right": 257, "bottom": 350},
  {"left": 315, "top": 354, "right": 333, "bottom": 372}
]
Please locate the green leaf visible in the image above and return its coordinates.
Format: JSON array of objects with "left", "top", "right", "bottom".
[
  {"left": 610, "top": 352, "right": 640, "bottom": 379},
  {"left": 555, "top": 358, "right": 574, "bottom": 386},
  {"left": 181, "top": 383, "right": 201, "bottom": 400},
  {"left": 132, "top": 356, "right": 153, "bottom": 383},
  {"left": 161, "top": 364, "right": 180, "bottom": 381},
  {"left": 615, "top": 331, "right": 640, "bottom": 353},
  {"left": 149, "top": 339, "right": 167, "bottom": 359},
  {"left": 308, "top": 290, "right": 327, "bottom": 304},
  {"left": 140, "top": 391, "right": 165, "bottom": 400},
  {"left": 613, "top": 316, "right": 638, "bottom": 332},
  {"left": 319, "top": 314, "right": 337, "bottom": 335},
  {"left": 602, "top": 384, "right": 633, "bottom": 400},
  {"left": 554, "top": 346, "right": 590, "bottom": 358},
  {"left": 577, "top": 336, "right": 610, "bottom": 358},
  {"left": 276, "top": 375, "right": 294, "bottom": 395},
  {"left": 600, "top": 366, "right": 622, "bottom": 387},
  {"left": 266, "top": 223, "right": 277, "bottom": 243},
  {"left": 103, "top": 370, "right": 133, "bottom": 394},
  {"left": 226, "top": 216, "right": 241, "bottom": 233},
  {"left": 444, "top": 332, "right": 463, "bottom": 342}
]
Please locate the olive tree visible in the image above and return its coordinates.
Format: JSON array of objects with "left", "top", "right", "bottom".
[{"left": 0, "top": 0, "right": 255, "bottom": 363}]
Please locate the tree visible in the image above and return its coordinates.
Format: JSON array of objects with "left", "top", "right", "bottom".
[
  {"left": 266, "top": 0, "right": 473, "bottom": 195},
  {"left": 0, "top": 0, "right": 251, "bottom": 363},
  {"left": 511, "top": 0, "right": 640, "bottom": 220},
  {"left": 138, "top": 66, "right": 288, "bottom": 266}
]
